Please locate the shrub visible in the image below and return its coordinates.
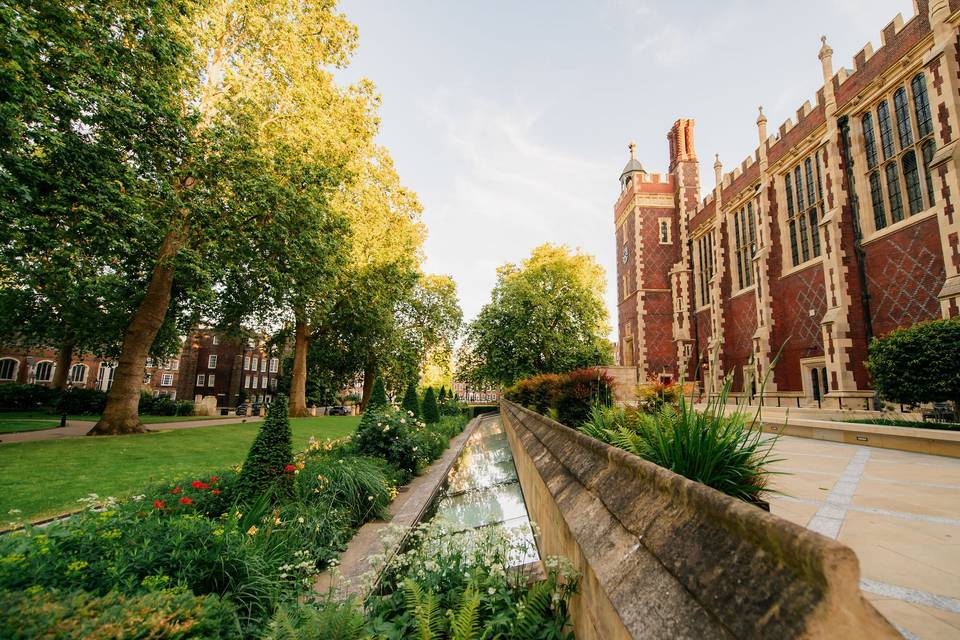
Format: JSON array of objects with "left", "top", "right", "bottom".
[
  {"left": 237, "top": 394, "right": 294, "bottom": 503},
  {"left": 438, "top": 385, "right": 447, "bottom": 400},
  {"left": 175, "top": 400, "right": 195, "bottom": 416},
  {"left": 0, "top": 384, "right": 57, "bottom": 411},
  {"left": 868, "top": 317, "right": 960, "bottom": 408},
  {"left": 578, "top": 379, "right": 779, "bottom": 502},
  {"left": 421, "top": 387, "right": 440, "bottom": 424},
  {"left": 265, "top": 598, "right": 366, "bottom": 640},
  {"left": 506, "top": 368, "right": 613, "bottom": 427},
  {"left": 635, "top": 376, "right": 683, "bottom": 413},
  {"left": 400, "top": 382, "right": 420, "bottom": 418},
  {"left": 56, "top": 387, "right": 108, "bottom": 415},
  {"left": 439, "top": 395, "right": 466, "bottom": 416},
  {"left": 138, "top": 391, "right": 156, "bottom": 414},
  {"left": 136, "top": 470, "right": 239, "bottom": 519},
  {"left": 0, "top": 587, "right": 241, "bottom": 640},
  {"left": 150, "top": 396, "right": 179, "bottom": 416},
  {"left": 367, "top": 377, "right": 388, "bottom": 411},
  {"left": 353, "top": 409, "right": 418, "bottom": 479}
]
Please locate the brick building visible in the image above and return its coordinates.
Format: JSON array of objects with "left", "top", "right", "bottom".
[
  {"left": 615, "top": 1, "right": 960, "bottom": 408},
  {"left": 0, "top": 329, "right": 281, "bottom": 408}
]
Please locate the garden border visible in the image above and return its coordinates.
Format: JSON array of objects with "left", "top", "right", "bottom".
[{"left": 314, "top": 414, "right": 483, "bottom": 599}]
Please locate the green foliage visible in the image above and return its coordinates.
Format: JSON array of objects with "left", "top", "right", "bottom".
[
  {"left": 422, "top": 387, "right": 440, "bottom": 424},
  {"left": 296, "top": 456, "right": 391, "bottom": 528},
  {"left": 0, "top": 587, "right": 241, "bottom": 640},
  {"left": 368, "top": 377, "right": 388, "bottom": 411},
  {"left": 578, "top": 379, "right": 779, "bottom": 502},
  {"left": 458, "top": 244, "right": 613, "bottom": 387},
  {"left": 0, "top": 384, "right": 57, "bottom": 411},
  {"left": 175, "top": 400, "right": 196, "bottom": 416},
  {"left": 401, "top": 382, "right": 421, "bottom": 418},
  {"left": 265, "top": 598, "right": 366, "bottom": 640},
  {"left": 367, "top": 522, "right": 577, "bottom": 640},
  {"left": 505, "top": 368, "right": 614, "bottom": 427},
  {"left": 353, "top": 409, "right": 418, "bottom": 479},
  {"left": 237, "top": 394, "right": 294, "bottom": 503},
  {"left": 635, "top": 377, "right": 684, "bottom": 414},
  {"left": 868, "top": 317, "right": 960, "bottom": 407},
  {"left": 54, "top": 388, "right": 107, "bottom": 415},
  {"left": 438, "top": 386, "right": 447, "bottom": 401}
]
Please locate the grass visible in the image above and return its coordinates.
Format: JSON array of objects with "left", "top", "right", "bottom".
[
  {"left": 0, "top": 419, "right": 63, "bottom": 434},
  {"left": 0, "top": 416, "right": 360, "bottom": 523},
  {"left": 845, "top": 417, "right": 960, "bottom": 432}
]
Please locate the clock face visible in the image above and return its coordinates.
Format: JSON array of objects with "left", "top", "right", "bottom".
[{"left": 622, "top": 245, "right": 629, "bottom": 264}]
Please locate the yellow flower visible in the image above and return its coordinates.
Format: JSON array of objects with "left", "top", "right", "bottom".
[{"left": 247, "top": 525, "right": 258, "bottom": 536}]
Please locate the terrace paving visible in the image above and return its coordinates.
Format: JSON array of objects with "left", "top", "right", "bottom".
[{"left": 768, "top": 435, "right": 960, "bottom": 639}]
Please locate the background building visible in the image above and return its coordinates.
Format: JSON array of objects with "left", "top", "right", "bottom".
[{"left": 615, "top": 0, "right": 960, "bottom": 408}]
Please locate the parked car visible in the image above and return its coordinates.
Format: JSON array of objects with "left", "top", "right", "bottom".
[{"left": 328, "top": 405, "right": 350, "bottom": 416}]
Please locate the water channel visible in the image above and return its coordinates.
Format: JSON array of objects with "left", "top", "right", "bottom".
[{"left": 426, "top": 414, "right": 539, "bottom": 566}]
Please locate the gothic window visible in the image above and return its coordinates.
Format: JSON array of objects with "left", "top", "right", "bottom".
[
  {"left": 733, "top": 201, "right": 757, "bottom": 290},
  {"left": 784, "top": 152, "right": 823, "bottom": 268},
  {"left": 0, "top": 358, "right": 18, "bottom": 381},
  {"left": 69, "top": 363, "right": 87, "bottom": 383},
  {"left": 695, "top": 231, "right": 715, "bottom": 308},
  {"left": 35, "top": 361, "right": 53, "bottom": 382},
  {"left": 860, "top": 74, "right": 936, "bottom": 235}
]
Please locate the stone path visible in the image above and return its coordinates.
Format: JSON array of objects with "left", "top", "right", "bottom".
[
  {"left": 769, "top": 435, "right": 960, "bottom": 639},
  {"left": 0, "top": 416, "right": 263, "bottom": 444}
]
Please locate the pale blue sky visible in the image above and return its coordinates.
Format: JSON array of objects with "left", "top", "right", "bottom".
[{"left": 337, "top": 0, "right": 914, "bottom": 337}]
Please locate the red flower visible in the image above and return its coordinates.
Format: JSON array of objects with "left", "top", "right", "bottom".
[
  {"left": 179, "top": 497, "right": 193, "bottom": 505},
  {"left": 210, "top": 476, "right": 219, "bottom": 483},
  {"left": 284, "top": 464, "right": 296, "bottom": 473},
  {"left": 171, "top": 486, "right": 182, "bottom": 495},
  {"left": 191, "top": 480, "right": 210, "bottom": 490},
  {"left": 154, "top": 499, "right": 165, "bottom": 510},
  {"left": 211, "top": 489, "right": 221, "bottom": 495}
]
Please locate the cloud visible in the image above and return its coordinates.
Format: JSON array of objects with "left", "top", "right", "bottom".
[{"left": 416, "top": 88, "right": 619, "bottom": 337}]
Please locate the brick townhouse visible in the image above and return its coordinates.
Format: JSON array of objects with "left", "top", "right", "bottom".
[
  {"left": 0, "top": 329, "right": 282, "bottom": 408},
  {"left": 615, "top": 0, "right": 960, "bottom": 408}
]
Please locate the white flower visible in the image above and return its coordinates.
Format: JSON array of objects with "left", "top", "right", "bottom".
[
  {"left": 400, "top": 418, "right": 406, "bottom": 424},
  {"left": 488, "top": 587, "right": 496, "bottom": 595},
  {"left": 297, "top": 516, "right": 305, "bottom": 524}
]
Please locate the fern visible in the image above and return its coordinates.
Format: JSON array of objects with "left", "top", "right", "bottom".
[
  {"left": 448, "top": 587, "right": 480, "bottom": 640},
  {"left": 264, "top": 600, "right": 367, "bottom": 640},
  {"left": 403, "top": 578, "right": 444, "bottom": 640},
  {"left": 513, "top": 581, "right": 554, "bottom": 638}
]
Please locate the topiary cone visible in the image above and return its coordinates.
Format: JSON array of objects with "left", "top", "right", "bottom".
[{"left": 237, "top": 394, "right": 294, "bottom": 503}]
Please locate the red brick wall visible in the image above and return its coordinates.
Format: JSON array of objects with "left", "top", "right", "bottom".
[
  {"left": 770, "top": 266, "right": 827, "bottom": 391},
  {"left": 863, "top": 216, "right": 946, "bottom": 337},
  {"left": 722, "top": 293, "right": 757, "bottom": 392}
]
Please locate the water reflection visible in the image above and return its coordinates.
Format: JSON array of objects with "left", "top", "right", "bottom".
[{"left": 426, "top": 416, "right": 539, "bottom": 567}]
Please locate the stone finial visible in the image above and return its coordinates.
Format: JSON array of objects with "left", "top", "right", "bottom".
[
  {"left": 629, "top": 140, "right": 637, "bottom": 160},
  {"left": 713, "top": 154, "right": 722, "bottom": 188},
  {"left": 757, "top": 106, "right": 768, "bottom": 146},
  {"left": 714, "top": 153, "right": 722, "bottom": 170},
  {"left": 818, "top": 35, "right": 833, "bottom": 61}
]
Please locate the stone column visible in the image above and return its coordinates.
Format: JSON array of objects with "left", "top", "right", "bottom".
[
  {"left": 707, "top": 155, "right": 726, "bottom": 396},
  {"left": 752, "top": 107, "right": 777, "bottom": 392}
]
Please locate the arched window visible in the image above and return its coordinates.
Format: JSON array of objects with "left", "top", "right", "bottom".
[
  {"left": 862, "top": 113, "right": 878, "bottom": 169},
  {"left": 69, "top": 363, "right": 87, "bottom": 383},
  {"left": 885, "top": 162, "right": 904, "bottom": 223},
  {"left": 877, "top": 100, "right": 895, "bottom": 160},
  {"left": 893, "top": 87, "right": 914, "bottom": 150},
  {"left": 34, "top": 361, "right": 54, "bottom": 382},
  {"left": 0, "top": 358, "right": 18, "bottom": 381},
  {"left": 912, "top": 73, "right": 933, "bottom": 138}
]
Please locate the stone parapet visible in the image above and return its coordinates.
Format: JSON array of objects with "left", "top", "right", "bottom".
[{"left": 500, "top": 400, "right": 898, "bottom": 639}]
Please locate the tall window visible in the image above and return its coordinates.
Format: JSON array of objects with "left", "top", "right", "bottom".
[
  {"left": 0, "top": 358, "right": 18, "bottom": 380},
  {"left": 69, "top": 363, "right": 87, "bottom": 383},
  {"left": 160, "top": 373, "right": 173, "bottom": 387},
  {"left": 244, "top": 356, "right": 250, "bottom": 370},
  {"left": 695, "top": 231, "right": 715, "bottom": 308},
  {"left": 212, "top": 335, "right": 220, "bottom": 345},
  {"left": 207, "top": 374, "right": 215, "bottom": 387},
  {"left": 861, "top": 73, "right": 937, "bottom": 233},
  {"left": 784, "top": 151, "right": 823, "bottom": 267},
  {"left": 733, "top": 201, "right": 757, "bottom": 290},
  {"left": 269, "top": 358, "right": 279, "bottom": 373},
  {"left": 34, "top": 361, "right": 53, "bottom": 382},
  {"left": 260, "top": 358, "right": 267, "bottom": 373},
  {"left": 658, "top": 219, "right": 671, "bottom": 244},
  {"left": 197, "top": 374, "right": 205, "bottom": 387},
  {"left": 207, "top": 354, "right": 217, "bottom": 369},
  {"left": 251, "top": 356, "right": 259, "bottom": 371}
]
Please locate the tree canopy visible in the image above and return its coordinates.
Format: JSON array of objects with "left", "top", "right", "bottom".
[
  {"left": 458, "top": 244, "right": 613, "bottom": 387},
  {"left": 868, "top": 318, "right": 960, "bottom": 408}
]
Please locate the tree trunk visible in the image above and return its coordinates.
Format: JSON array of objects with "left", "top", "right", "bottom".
[
  {"left": 289, "top": 316, "right": 310, "bottom": 418},
  {"left": 89, "top": 229, "right": 184, "bottom": 435},
  {"left": 52, "top": 336, "right": 75, "bottom": 391},
  {"left": 360, "top": 360, "right": 375, "bottom": 411}
]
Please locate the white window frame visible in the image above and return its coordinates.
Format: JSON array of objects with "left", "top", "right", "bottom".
[
  {"left": 207, "top": 354, "right": 217, "bottom": 369},
  {"left": 207, "top": 373, "right": 215, "bottom": 387},
  {"left": 251, "top": 356, "right": 259, "bottom": 371},
  {"left": 34, "top": 360, "right": 54, "bottom": 383},
  {"left": 252, "top": 375, "right": 259, "bottom": 389},
  {"left": 161, "top": 373, "right": 173, "bottom": 387},
  {"left": 243, "top": 356, "right": 250, "bottom": 370},
  {"left": 269, "top": 357, "right": 279, "bottom": 373},
  {"left": 196, "top": 374, "right": 205, "bottom": 387},
  {"left": 69, "top": 363, "right": 88, "bottom": 384},
  {"left": 261, "top": 376, "right": 267, "bottom": 389},
  {"left": 212, "top": 335, "right": 220, "bottom": 345},
  {"left": 0, "top": 358, "right": 19, "bottom": 381},
  {"left": 260, "top": 358, "right": 267, "bottom": 372},
  {"left": 658, "top": 218, "right": 672, "bottom": 244},
  {"left": 245, "top": 374, "right": 251, "bottom": 388}
]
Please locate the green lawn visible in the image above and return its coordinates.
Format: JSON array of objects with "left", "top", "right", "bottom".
[
  {"left": 0, "top": 416, "right": 360, "bottom": 523},
  {"left": 0, "top": 411, "right": 232, "bottom": 433},
  {"left": 846, "top": 418, "right": 960, "bottom": 432},
  {"left": 0, "top": 419, "right": 62, "bottom": 434}
]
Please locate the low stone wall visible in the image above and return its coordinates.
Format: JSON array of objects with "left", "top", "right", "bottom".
[{"left": 500, "top": 400, "right": 898, "bottom": 639}]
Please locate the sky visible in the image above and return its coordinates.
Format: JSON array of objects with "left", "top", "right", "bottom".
[{"left": 336, "top": 0, "right": 915, "bottom": 339}]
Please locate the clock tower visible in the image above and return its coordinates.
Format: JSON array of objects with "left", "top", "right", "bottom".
[{"left": 613, "top": 121, "right": 694, "bottom": 381}]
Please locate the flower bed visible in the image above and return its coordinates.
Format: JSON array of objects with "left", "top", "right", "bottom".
[{"left": 0, "top": 398, "right": 470, "bottom": 638}]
